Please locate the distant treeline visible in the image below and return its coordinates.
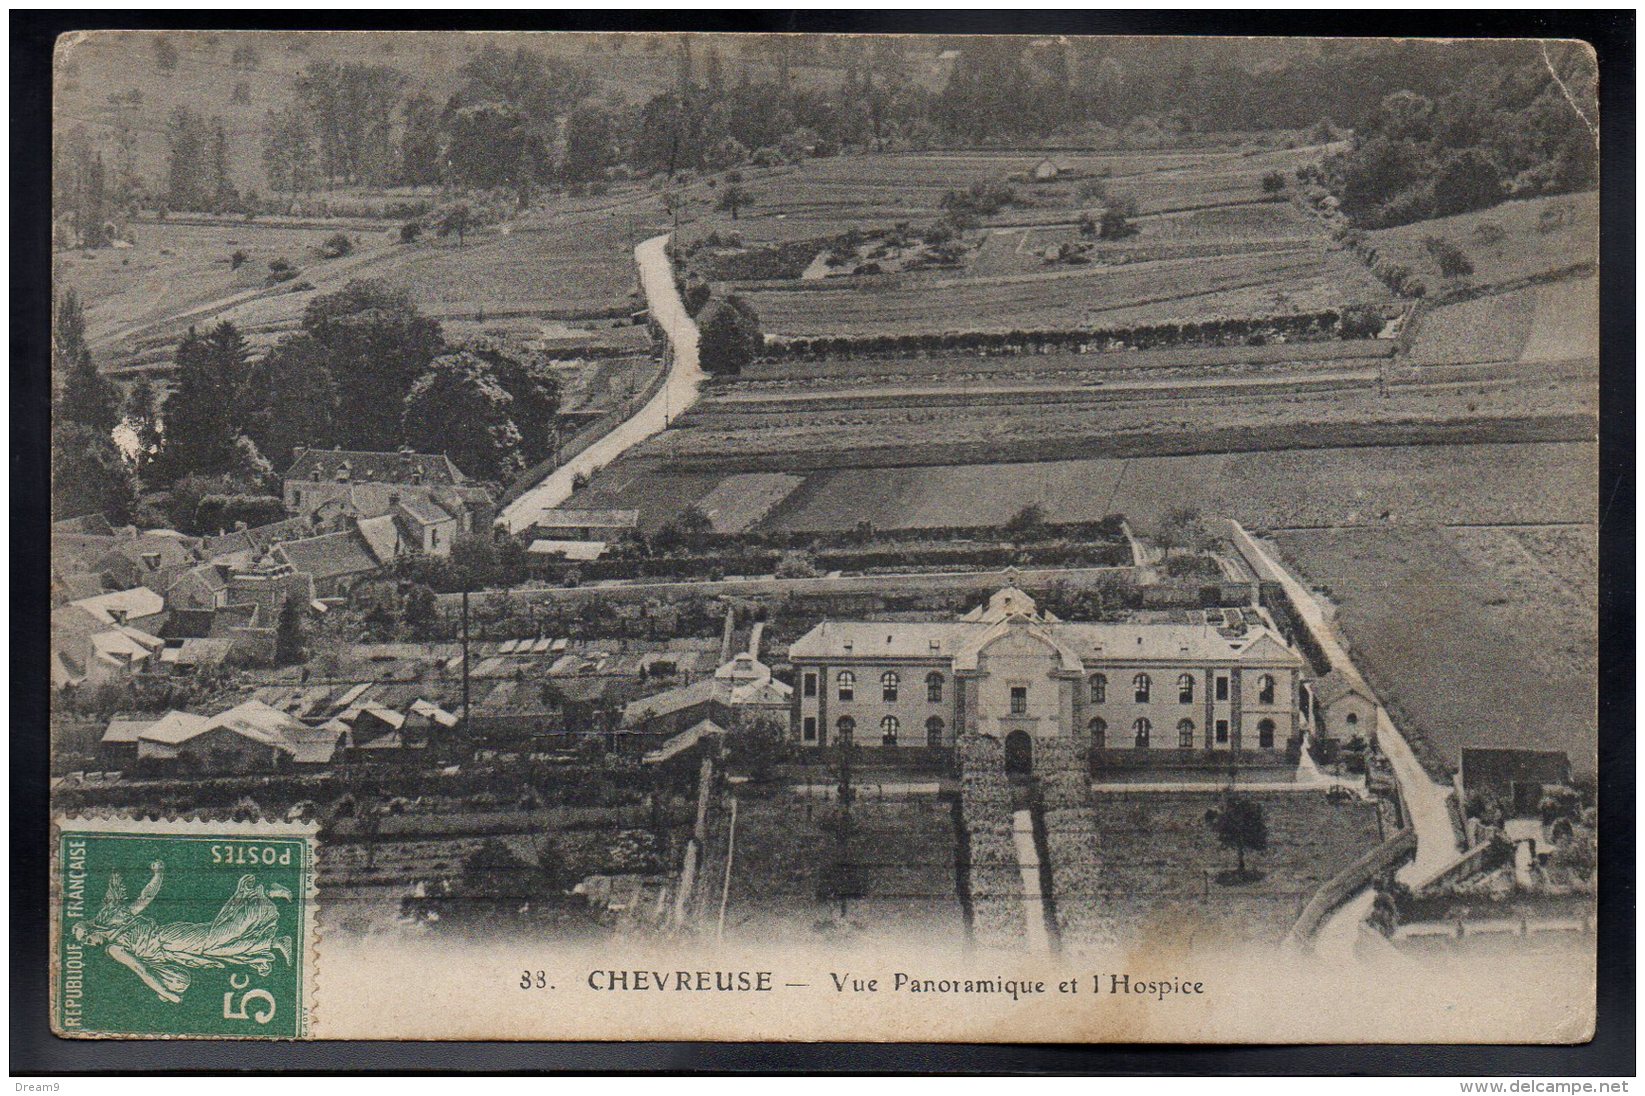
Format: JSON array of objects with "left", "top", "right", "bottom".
[{"left": 54, "top": 37, "right": 1597, "bottom": 242}]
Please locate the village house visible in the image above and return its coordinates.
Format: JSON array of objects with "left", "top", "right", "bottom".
[
  {"left": 1309, "top": 669, "right": 1379, "bottom": 742},
  {"left": 282, "top": 449, "right": 495, "bottom": 556},
  {"left": 103, "top": 700, "right": 344, "bottom": 773},
  {"left": 1459, "top": 747, "right": 1574, "bottom": 819},
  {"left": 622, "top": 652, "right": 793, "bottom": 739},
  {"left": 786, "top": 585, "right": 1306, "bottom": 772},
  {"left": 524, "top": 508, "right": 640, "bottom": 543},
  {"left": 270, "top": 528, "right": 390, "bottom": 598}
]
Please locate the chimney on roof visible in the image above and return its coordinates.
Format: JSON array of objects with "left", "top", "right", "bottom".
[
  {"left": 234, "top": 521, "right": 249, "bottom": 532},
  {"left": 110, "top": 608, "right": 128, "bottom": 626}
]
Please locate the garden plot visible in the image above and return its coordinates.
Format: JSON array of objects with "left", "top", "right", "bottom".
[
  {"left": 1056, "top": 790, "right": 1383, "bottom": 951},
  {"left": 692, "top": 473, "right": 807, "bottom": 534},
  {"left": 1272, "top": 526, "right": 1597, "bottom": 781},
  {"left": 715, "top": 791, "right": 967, "bottom": 948}
]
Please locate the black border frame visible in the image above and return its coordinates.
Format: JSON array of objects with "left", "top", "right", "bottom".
[{"left": 11, "top": 9, "right": 1635, "bottom": 1076}]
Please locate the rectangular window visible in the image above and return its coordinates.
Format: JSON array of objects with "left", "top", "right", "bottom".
[
  {"left": 1215, "top": 676, "right": 1229, "bottom": 701},
  {"left": 803, "top": 717, "right": 817, "bottom": 742},
  {"left": 803, "top": 673, "right": 817, "bottom": 698},
  {"left": 1215, "top": 719, "right": 1229, "bottom": 744},
  {"left": 292, "top": 489, "right": 302, "bottom": 507},
  {"left": 1010, "top": 686, "right": 1028, "bottom": 715}
]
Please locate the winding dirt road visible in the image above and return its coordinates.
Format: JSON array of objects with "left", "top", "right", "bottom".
[{"left": 497, "top": 234, "right": 703, "bottom": 534}]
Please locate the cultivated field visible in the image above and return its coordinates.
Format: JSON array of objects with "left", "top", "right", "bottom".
[
  {"left": 1271, "top": 525, "right": 1598, "bottom": 779},
  {"left": 73, "top": 191, "right": 666, "bottom": 374},
  {"left": 57, "top": 219, "right": 396, "bottom": 348},
  {"left": 1407, "top": 275, "right": 1598, "bottom": 367},
  {"left": 575, "top": 439, "right": 1595, "bottom": 540},
  {"left": 1053, "top": 789, "right": 1384, "bottom": 951},
  {"left": 691, "top": 473, "right": 806, "bottom": 533},
  {"left": 1365, "top": 192, "right": 1598, "bottom": 290},
  {"left": 740, "top": 248, "right": 1386, "bottom": 338},
  {"left": 758, "top": 440, "right": 1597, "bottom": 533},
  {"left": 714, "top": 790, "right": 967, "bottom": 948}
]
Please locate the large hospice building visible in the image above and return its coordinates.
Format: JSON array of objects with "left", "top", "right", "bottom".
[{"left": 786, "top": 586, "right": 1306, "bottom": 768}]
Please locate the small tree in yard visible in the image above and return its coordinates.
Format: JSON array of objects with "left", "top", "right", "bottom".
[
  {"left": 275, "top": 595, "right": 306, "bottom": 665},
  {"left": 1261, "top": 170, "right": 1287, "bottom": 195},
  {"left": 435, "top": 202, "right": 472, "bottom": 246},
  {"left": 1206, "top": 794, "right": 1268, "bottom": 880},
  {"left": 697, "top": 294, "right": 763, "bottom": 377},
  {"left": 727, "top": 716, "right": 793, "bottom": 784},
  {"left": 1004, "top": 502, "right": 1047, "bottom": 537},
  {"left": 715, "top": 182, "right": 754, "bottom": 221},
  {"left": 1155, "top": 506, "right": 1208, "bottom": 558},
  {"left": 1098, "top": 194, "right": 1138, "bottom": 240},
  {"left": 320, "top": 232, "right": 353, "bottom": 259}
]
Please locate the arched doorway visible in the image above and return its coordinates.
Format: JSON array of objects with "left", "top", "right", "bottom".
[{"left": 1004, "top": 730, "right": 1033, "bottom": 776}]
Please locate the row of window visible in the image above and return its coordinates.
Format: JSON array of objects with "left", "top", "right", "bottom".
[
  {"left": 1087, "top": 672, "right": 1276, "bottom": 705},
  {"left": 801, "top": 714, "right": 946, "bottom": 747},
  {"left": 799, "top": 714, "right": 1279, "bottom": 749},
  {"left": 809, "top": 670, "right": 1282, "bottom": 707},
  {"left": 1087, "top": 716, "right": 1277, "bottom": 749},
  {"left": 814, "top": 670, "right": 946, "bottom": 704}
]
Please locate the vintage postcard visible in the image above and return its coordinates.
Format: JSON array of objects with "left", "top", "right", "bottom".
[{"left": 46, "top": 29, "right": 1600, "bottom": 1043}]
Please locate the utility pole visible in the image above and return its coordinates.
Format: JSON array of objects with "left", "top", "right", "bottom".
[{"left": 461, "top": 587, "right": 472, "bottom": 733}]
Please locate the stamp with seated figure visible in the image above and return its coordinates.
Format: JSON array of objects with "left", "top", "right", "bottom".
[{"left": 53, "top": 816, "right": 317, "bottom": 1039}]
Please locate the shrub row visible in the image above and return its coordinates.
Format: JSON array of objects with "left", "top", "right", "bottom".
[
  {"left": 761, "top": 309, "right": 1368, "bottom": 364},
  {"left": 531, "top": 541, "right": 1133, "bottom": 584}
]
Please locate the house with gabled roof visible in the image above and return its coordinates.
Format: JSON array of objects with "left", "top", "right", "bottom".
[
  {"left": 271, "top": 529, "right": 383, "bottom": 597},
  {"left": 116, "top": 700, "right": 344, "bottom": 772},
  {"left": 282, "top": 450, "right": 493, "bottom": 548}
]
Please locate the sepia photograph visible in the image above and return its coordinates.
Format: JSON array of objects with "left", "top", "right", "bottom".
[{"left": 28, "top": 19, "right": 1619, "bottom": 1058}]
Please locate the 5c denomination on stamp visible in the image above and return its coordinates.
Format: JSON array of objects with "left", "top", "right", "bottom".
[{"left": 53, "top": 816, "right": 317, "bottom": 1039}]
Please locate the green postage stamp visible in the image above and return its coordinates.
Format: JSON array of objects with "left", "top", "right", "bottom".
[{"left": 52, "top": 817, "right": 317, "bottom": 1039}]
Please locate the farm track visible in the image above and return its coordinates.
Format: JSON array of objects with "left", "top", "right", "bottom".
[{"left": 496, "top": 233, "right": 701, "bottom": 533}]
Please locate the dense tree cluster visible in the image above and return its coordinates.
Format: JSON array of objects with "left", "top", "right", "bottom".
[
  {"left": 223, "top": 281, "right": 558, "bottom": 483},
  {"left": 1320, "top": 43, "right": 1597, "bottom": 227}
]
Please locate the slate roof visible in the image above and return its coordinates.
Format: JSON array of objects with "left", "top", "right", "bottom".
[
  {"left": 1313, "top": 669, "right": 1373, "bottom": 707},
  {"left": 286, "top": 449, "right": 466, "bottom": 486},
  {"left": 273, "top": 530, "right": 382, "bottom": 583},
  {"left": 71, "top": 587, "right": 165, "bottom": 625},
  {"left": 788, "top": 588, "right": 1302, "bottom": 669},
  {"left": 529, "top": 509, "right": 639, "bottom": 531},
  {"left": 201, "top": 516, "right": 315, "bottom": 562}
]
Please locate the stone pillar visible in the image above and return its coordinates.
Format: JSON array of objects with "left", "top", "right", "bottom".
[{"left": 1204, "top": 668, "right": 1215, "bottom": 752}]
